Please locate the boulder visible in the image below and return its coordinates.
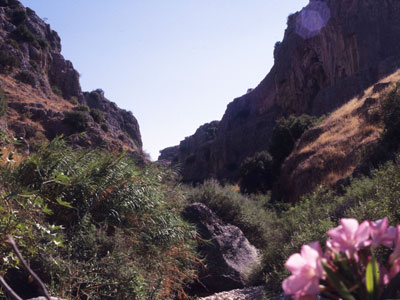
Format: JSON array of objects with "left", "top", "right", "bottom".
[
  {"left": 183, "top": 202, "right": 260, "bottom": 295},
  {"left": 198, "top": 286, "right": 265, "bottom": 300}
]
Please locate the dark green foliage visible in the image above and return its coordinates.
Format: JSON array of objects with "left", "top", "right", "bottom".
[
  {"left": 188, "top": 154, "right": 400, "bottom": 294},
  {"left": 15, "top": 70, "right": 35, "bottom": 86},
  {"left": 11, "top": 9, "right": 27, "bottom": 25},
  {"left": 68, "top": 96, "right": 78, "bottom": 105},
  {"left": 51, "top": 85, "right": 62, "bottom": 97},
  {"left": 11, "top": 24, "right": 36, "bottom": 43},
  {"left": 0, "top": 0, "right": 19, "bottom": 7},
  {"left": 7, "top": 39, "right": 20, "bottom": 50},
  {"left": 239, "top": 151, "right": 276, "bottom": 194},
  {"left": 30, "top": 59, "right": 42, "bottom": 73},
  {"left": 0, "top": 87, "right": 7, "bottom": 117},
  {"left": 90, "top": 89, "right": 103, "bottom": 102},
  {"left": 101, "top": 123, "right": 109, "bottom": 132},
  {"left": 269, "top": 114, "right": 318, "bottom": 165},
  {"left": 0, "top": 139, "right": 198, "bottom": 299},
  {"left": 382, "top": 83, "right": 400, "bottom": 149},
  {"left": 187, "top": 180, "right": 274, "bottom": 249},
  {"left": 63, "top": 110, "right": 90, "bottom": 132},
  {"left": 11, "top": 24, "right": 47, "bottom": 49},
  {"left": 0, "top": 50, "right": 19, "bottom": 71},
  {"left": 73, "top": 104, "right": 90, "bottom": 112},
  {"left": 90, "top": 108, "right": 105, "bottom": 123}
]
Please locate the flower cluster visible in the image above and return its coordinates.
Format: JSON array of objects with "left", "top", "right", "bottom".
[{"left": 283, "top": 217, "right": 400, "bottom": 300}]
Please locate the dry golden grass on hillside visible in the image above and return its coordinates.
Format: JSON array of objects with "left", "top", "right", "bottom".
[
  {"left": 0, "top": 74, "right": 138, "bottom": 153},
  {"left": 280, "top": 70, "right": 400, "bottom": 202}
]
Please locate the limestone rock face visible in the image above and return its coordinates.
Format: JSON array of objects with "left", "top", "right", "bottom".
[
  {"left": 159, "top": 0, "right": 400, "bottom": 182},
  {"left": 182, "top": 202, "right": 260, "bottom": 295},
  {"left": 159, "top": 121, "right": 219, "bottom": 182},
  {"left": 0, "top": 1, "right": 143, "bottom": 154}
]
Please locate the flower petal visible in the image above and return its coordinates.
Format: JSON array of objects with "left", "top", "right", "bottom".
[
  {"left": 341, "top": 218, "right": 359, "bottom": 239},
  {"left": 285, "top": 253, "right": 307, "bottom": 274}
]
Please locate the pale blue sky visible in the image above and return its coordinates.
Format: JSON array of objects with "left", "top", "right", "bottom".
[{"left": 20, "top": 0, "right": 309, "bottom": 159}]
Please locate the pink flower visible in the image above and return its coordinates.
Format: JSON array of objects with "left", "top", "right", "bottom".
[
  {"left": 327, "top": 218, "right": 371, "bottom": 259},
  {"left": 369, "top": 217, "right": 396, "bottom": 248},
  {"left": 282, "top": 242, "right": 323, "bottom": 300},
  {"left": 389, "top": 258, "right": 400, "bottom": 280},
  {"left": 389, "top": 225, "right": 400, "bottom": 264}
]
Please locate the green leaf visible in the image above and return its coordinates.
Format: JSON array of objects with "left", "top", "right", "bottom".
[
  {"left": 54, "top": 172, "right": 72, "bottom": 185},
  {"left": 323, "top": 262, "right": 357, "bottom": 300},
  {"left": 366, "top": 256, "right": 380, "bottom": 300},
  {"left": 56, "top": 197, "right": 73, "bottom": 208},
  {"left": 42, "top": 204, "right": 53, "bottom": 215}
]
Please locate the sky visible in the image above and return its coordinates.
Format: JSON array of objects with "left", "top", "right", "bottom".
[{"left": 20, "top": 0, "right": 309, "bottom": 160}]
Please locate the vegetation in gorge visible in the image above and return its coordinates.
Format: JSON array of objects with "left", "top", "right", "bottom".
[{"left": 0, "top": 138, "right": 198, "bottom": 300}]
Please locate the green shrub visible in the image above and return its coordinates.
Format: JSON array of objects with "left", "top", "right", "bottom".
[
  {"left": 68, "top": 96, "right": 78, "bottom": 105},
  {"left": 101, "top": 123, "right": 108, "bottom": 132},
  {"left": 187, "top": 180, "right": 275, "bottom": 248},
  {"left": 7, "top": 39, "right": 20, "bottom": 50},
  {"left": 51, "top": 85, "right": 62, "bottom": 97},
  {"left": 0, "top": 0, "right": 19, "bottom": 7},
  {"left": 89, "top": 89, "right": 103, "bottom": 102},
  {"left": 382, "top": 83, "right": 400, "bottom": 149},
  {"left": 259, "top": 154, "right": 400, "bottom": 294},
  {"left": 73, "top": 104, "right": 90, "bottom": 112},
  {"left": 11, "top": 8, "right": 27, "bottom": 25},
  {"left": 63, "top": 110, "right": 90, "bottom": 132},
  {"left": 14, "top": 70, "right": 36, "bottom": 86},
  {"left": 0, "top": 87, "right": 7, "bottom": 117},
  {"left": 269, "top": 114, "right": 317, "bottom": 165},
  {"left": 11, "top": 24, "right": 47, "bottom": 49},
  {"left": 239, "top": 151, "right": 276, "bottom": 194},
  {"left": 90, "top": 108, "right": 105, "bottom": 123},
  {"left": 1, "top": 139, "right": 198, "bottom": 299},
  {"left": 11, "top": 24, "right": 36, "bottom": 43},
  {"left": 0, "top": 50, "right": 19, "bottom": 72}
]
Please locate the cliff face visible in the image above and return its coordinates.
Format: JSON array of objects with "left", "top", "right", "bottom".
[
  {"left": 159, "top": 0, "right": 400, "bottom": 182},
  {"left": 0, "top": 0, "right": 143, "bottom": 154}
]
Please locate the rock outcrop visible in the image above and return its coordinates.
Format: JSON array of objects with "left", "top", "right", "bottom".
[
  {"left": 160, "top": 0, "right": 400, "bottom": 183},
  {"left": 182, "top": 202, "right": 260, "bottom": 296},
  {"left": 0, "top": 0, "right": 143, "bottom": 154},
  {"left": 197, "top": 286, "right": 266, "bottom": 300}
]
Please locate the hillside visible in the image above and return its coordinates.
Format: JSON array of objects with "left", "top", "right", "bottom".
[
  {"left": 279, "top": 70, "right": 400, "bottom": 202},
  {"left": 159, "top": 0, "right": 400, "bottom": 185},
  {"left": 0, "top": 0, "right": 143, "bottom": 156}
]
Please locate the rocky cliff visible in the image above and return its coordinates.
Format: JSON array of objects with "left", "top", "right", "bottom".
[
  {"left": 159, "top": 0, "right": 400, "bottom": 182},
  {"left": 0, "top": 0, "right": 143, "bottom": 155}
]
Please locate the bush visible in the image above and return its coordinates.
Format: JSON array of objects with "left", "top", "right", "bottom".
[
  {"left": 0, "top": 87, "right": 7, "bottom": 117},
  {"left": 0, "top": 0, "right": 19, "bottom": 7},
  {"left": 11, "top": 24, "right": 46, "bottom": 49},
  {"left": 51, "top": 85, "right": 62, "bottom": 97},
  {"left": 63, "top": 110, "right": 90, "bottom": 132},
  {"left": 101, "top": 123, "right": 108, "bottom": 132},
  {"left": 382, "top": 83, "right": 400, "bottom": 149},
  {"left": 1, "top": 139, "right": 198, "bottom": 299},
  {"left": 269, "top": 114, "right": 317, "bottom": 165},
  {"left": 186, "top": 180, "right": 275, "bottom": 248},
  {"left": 89, "top": 89, "right": 103, "bottom": 102},
  {"left": 72, "top": 104, "right": 90, "bottom": 112},
  {"left": 68, "top": 96, "right": 78, "bottom": 105},
  {"left": 239, "top": 151, "right": 276, "bottom": 194},
  {"left": 11, "top": 9, "right": 27, "bottom": 25},
  {"left": 0, "top": 50, "right": 19, "bottom": 72},
  {"left": 7, "top": 39, "right": 20, "bottom": 50},
  {"left": 90, "top": 108, "right": 105, "bottom": 123},
  {"left": 15, "top": 70, "right": 36, "bottom": 86}
]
